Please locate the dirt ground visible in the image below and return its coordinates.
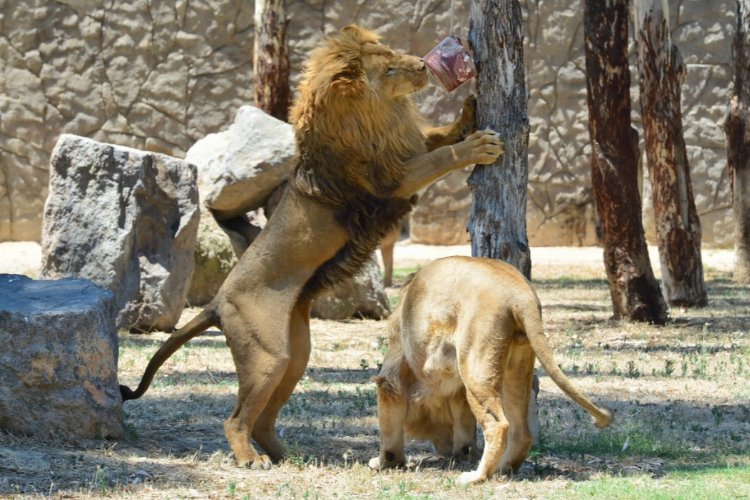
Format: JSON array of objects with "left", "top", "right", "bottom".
[{"left": 1, "top": 241, "right": 747, "bottom": 499}]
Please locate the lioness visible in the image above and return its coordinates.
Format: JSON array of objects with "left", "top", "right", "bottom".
[
  {"left": 119, "top": 26, "right": 503, "bottom": 469},
  {"left": 369, "top": 256, "right": 613, "bottom": 484}
]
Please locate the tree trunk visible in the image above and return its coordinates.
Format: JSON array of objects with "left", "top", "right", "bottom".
[
  {"left": 726, "top": 0, "right": 750, "bottom": 284},
  {"left": 636, "top": 0, "right": 707, "bottom": 306},
  {"left": 253, "top": 0, "right": 290, "bottom": 121},
  {"left": 467, "top": 0, "right": 531, "bottom": 278},
  {"left": 583, "top": 0, "right": 668, "bottom": 324}
]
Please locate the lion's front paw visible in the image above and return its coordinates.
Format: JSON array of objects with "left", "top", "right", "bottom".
[
  {"left": 460, "top": 129, "right": 504, "bottom": 165},
  {"left": 457, "top": 469, "right": 486, "bottom": 485},
  {"left": 368, "top": 456, "right": 383, "bottom": 470}
]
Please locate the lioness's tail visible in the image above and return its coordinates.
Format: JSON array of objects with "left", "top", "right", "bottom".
[
  {"left": 519, "top": 303, "right": 613, "bottom": 429},
  {"left": 120, "top": 308, "right": 217, "bottom": 401}
]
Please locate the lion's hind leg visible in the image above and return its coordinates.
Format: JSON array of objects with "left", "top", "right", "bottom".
[
  {"left": 221, "top": 300, "right": 295, "bottom": 470},
  {"left": 252, "top": 299, "right": 313, "bottom": 462}
]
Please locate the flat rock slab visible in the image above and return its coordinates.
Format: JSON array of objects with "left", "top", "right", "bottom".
[
  {"left": 42, "top": 134, "right": 200, "bottom": 331},
  {"left": 0, "top": 274, "right": 123, "bottom": 440}
]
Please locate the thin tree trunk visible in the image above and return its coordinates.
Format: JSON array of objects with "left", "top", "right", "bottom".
[
  {"left": 253, "top": 0, "right": 290, "bottom": 121},
  {"left": 583, "top": 0, "right": 668, "bottom": 323},
  {"left": 726, "top": 0, "right": 750, "bottom": 284},
  {"left": 468, "top": 0, "right": 531, "bottom": 278},
  {"left": 636, "top": 0, "right": 707, "bottom": 306}
]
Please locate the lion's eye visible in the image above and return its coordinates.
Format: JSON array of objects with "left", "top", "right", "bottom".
[{"left": 384, "top": 68, "right": 397, "bottom": 76}]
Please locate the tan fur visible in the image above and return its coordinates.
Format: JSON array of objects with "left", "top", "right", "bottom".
[
  {"left": 379, "top": 225, "right": 400, "bottom": 287},
  {"left": 119, "top": 26, "right": 503, "bottom": 469},
  {"left": 369, "top": 256, "right": 613, "bottom": 484}
]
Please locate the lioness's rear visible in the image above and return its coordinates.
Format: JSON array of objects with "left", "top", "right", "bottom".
[{"left": 370, "top": 256, "right": 612, "bottom": 484}]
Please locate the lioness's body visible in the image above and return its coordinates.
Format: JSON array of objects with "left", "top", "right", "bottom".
[
  {"left": 369, "top": 257, "right": 612, "bottom": 484},
  {"left": 119, "top": 26, "right": 503, "bottom": 469}
]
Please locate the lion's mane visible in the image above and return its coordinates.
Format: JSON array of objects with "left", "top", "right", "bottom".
[{"left": 288, "top": 26, "right": 427, "bottom": 298}]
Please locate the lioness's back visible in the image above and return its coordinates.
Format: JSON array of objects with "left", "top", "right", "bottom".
[{"left": 405, "top": 256, "right": 539, "bottom": 312}]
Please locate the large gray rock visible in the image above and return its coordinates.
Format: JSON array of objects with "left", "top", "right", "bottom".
[
  {"left": 0, "top": 274, "right": 123, "bottom": 440},
  {"left": 187, "top": 209, "right": 238, "bottom": 306},
  {"left": 41, "top": 134, "right": 200, "bottom": 332},
  {"left": 312, "top": 255, "right": 390, "bottom": 320},
  {"left": 186, "top": 105, "right": 296, "bottom": 219}
]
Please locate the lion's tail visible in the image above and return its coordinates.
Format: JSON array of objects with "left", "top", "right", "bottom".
[
  {"left": 518, "top": 302, "right": 613, "bottom": 429},
  {"left": 120, "top": 308, "right": 217, "bottom": 401}
]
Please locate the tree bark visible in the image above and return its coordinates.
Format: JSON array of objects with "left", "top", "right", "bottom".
[
  {"left": 636, "top": 0, "right": 707, "bottom": 306},
  {"left": 253, "top": 0, "right": 291, "bottom": 121},
  {"left": 725, "top": 0, "right": 750, "bottom": 284},
  {"left": 583, "top": 0, "right": 668, "bottom": 324},
  {"left": 467, "top": 0, "right": 531, "bottom": 278}
]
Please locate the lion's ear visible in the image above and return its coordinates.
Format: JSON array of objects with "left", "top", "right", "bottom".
[
  {"left": 330, "top": 70, "right": 366, "bottom": 97},
  {"left": 341, "top": 25, "right": 362, "bottom": 36}
]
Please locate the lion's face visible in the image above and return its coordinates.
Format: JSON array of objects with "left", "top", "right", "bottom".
[{"left": 360, "top": 41, "right": 428, "bottom": 99}]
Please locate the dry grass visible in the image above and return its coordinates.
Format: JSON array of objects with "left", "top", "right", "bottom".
[{"left": 1, "top": 255, "right": 749, "bottom": 498}]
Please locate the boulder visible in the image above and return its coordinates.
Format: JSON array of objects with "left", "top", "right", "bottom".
[
  {"left": 41, "top": 134, "right": 200, "bottom": 332},
  {"left": 184, "top": 107, "right": 294, "bottom": 303},
  {"left": 0, "top": 274, "right": 123, "bottom": 440},
  {"left": 312, "top": 255, "right": 390, "bottom": 320},
  {"left": 187, "top": 210, "right": 238, "bottom": 306},
  {"left": 186, "top": 105, "right": 296, "bottom": 219}
]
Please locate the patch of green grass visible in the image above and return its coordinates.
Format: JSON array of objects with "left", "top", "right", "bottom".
[
  {"left": 391, "top": 266, "right": 420, "bottom": 281},
  {"left": 563, "top": 463, "right": 750, "bottom": 499},
  {"left": 377, "top": 478, "right": 431, "bottom": 500},
  {"left": 535, "top": 277, "right": 609, "bottom": 288},
  {"left": 544, "top": 428, "right": 692, "bottom": 460}
]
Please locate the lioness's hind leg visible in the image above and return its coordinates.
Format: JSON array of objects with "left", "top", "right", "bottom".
[
  {"left": 449, "top": 390, "right": 478, "bottom": 460},
  {"left": 252, "top": 299, "right": 312, "bottom": 461},
  {"left": 369, "top": 379, "right": 407, "bottom": 471},
  {"left": 455, "top": 358, "right": 510, "bottom": 482},
  {"left": 459, "top": 381, "right": 508, "bottom": 485},
  {"left": 498, "top": 337, "right": 535, "bottom": 474}
]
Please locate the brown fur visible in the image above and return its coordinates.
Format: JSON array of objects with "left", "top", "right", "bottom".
[
  {"left": 369, "top": 257, "right": 613, "bottom": 484},
  {"left": 119, "top": 25, "right": 503, "bottom": 470}
]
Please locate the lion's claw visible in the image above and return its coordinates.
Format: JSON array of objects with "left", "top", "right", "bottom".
[
  {"left": 236, "top": 453, "right": 273, "bottom": 470},
  {"left": 461, "top": 129, "right": 503, "bottom": 165},
  {"left": 248, "top": 454, "right": 273, "bottom": 470}
]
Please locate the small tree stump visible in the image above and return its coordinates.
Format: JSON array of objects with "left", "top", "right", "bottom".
[{"left": 0, "top": 274, "right": 123, "bottom": 440}]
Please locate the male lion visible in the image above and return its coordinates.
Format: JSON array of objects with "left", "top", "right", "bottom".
[
  {"left": 369, "top": 256, "right": 613, "bottom": 484},
  {"left": 119, "top": 25, "right": 503, "bottom": 469}
]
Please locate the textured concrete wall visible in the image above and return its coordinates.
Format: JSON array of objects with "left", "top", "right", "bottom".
[
  {"left": 0, "top": 0, "right": 735, "bottom": 246},
  {"left": 524, "top": 0, "right": 734, "bottom": 247}
]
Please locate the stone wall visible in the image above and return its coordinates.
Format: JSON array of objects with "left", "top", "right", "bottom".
[
  {"left": 524, "top": 0, "right": 735, "bottom": 247},
  {"left": 0, "top": 0, "right": 735, "bottom": 246}
]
